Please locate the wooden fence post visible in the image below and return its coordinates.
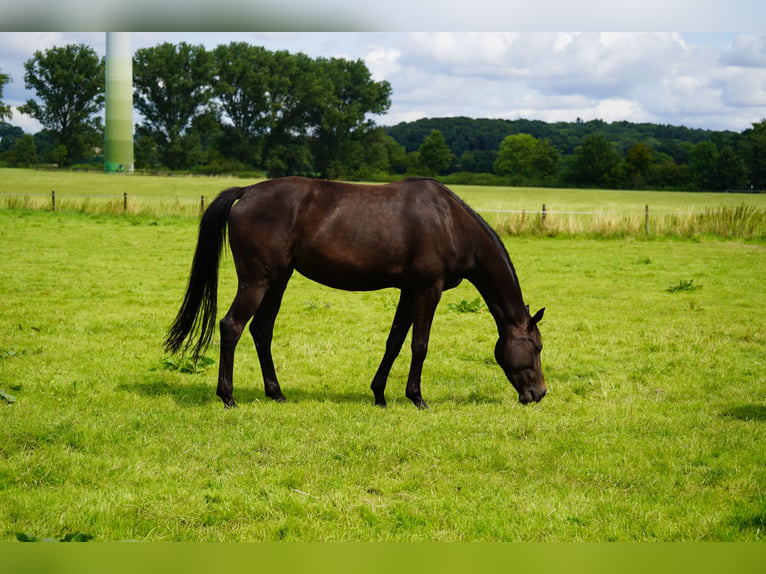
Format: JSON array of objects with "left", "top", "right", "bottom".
[
  {"left": 645, "top": 205, "right": 649, "bottom": 235},
  {"left": 200, "top": 195, "right": 205, "bottom": 214},
  {"left": 51, "top": 190, "right": 55, "bottom": 212},
  {"left": 542, "top": 204, "right": 546, "bottom": 227},
  {"left": 124, "top": 192, "right": 128, "bottom": 212}
]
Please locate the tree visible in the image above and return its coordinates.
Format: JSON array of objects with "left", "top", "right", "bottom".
[
  {"left": 691, "top": 141, "right": 748, "bottom": 191},
  {"left": 417, "top": 129, "right": 453, "bottom": 176},
  {"left": 0, "top": 68, "right": 11, "bottom": 121},
  {"left": 567, "top": 133, "right": 621, "bottom": 186},
  {"left": 311, "top": 57, "right": 392, "bottom": 179},
  {"left": 19, "top": 44, "right": 104, "bottom": 165},
  {"left": 623, "top": 142, "right": 655, "bottom": 188},
  {"left": 133, "top": 42, "right": 213, "bottom": 170},
  {"left": 493, "top": 133, "right": 559, "bottom": 180},
  {"left": 261, "top": 50, "right": 325, "bottom": 177},
  {"left": 0, "top": 122, "right": 23, "bottom": 153},
  {"left": 211, "top": 42, "right": 273, "bottom": 165},
  {"left": 739, "top": 119, "right": 766, "bottom": 189},
  {"left": 11, "top": 134, "right": 39, "bottom": 166}
]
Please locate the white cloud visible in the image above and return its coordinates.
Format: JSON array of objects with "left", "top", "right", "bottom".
[
  {"left": 720, "top": 34, "right": 766, "bottom": 68},
  {"left": 364, "top": 47, "right": 401, "bottom": 82}
]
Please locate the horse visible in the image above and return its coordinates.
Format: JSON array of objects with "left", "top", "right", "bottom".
[{"left": 165, "top": 176, "right": 545, "bottom": 409}]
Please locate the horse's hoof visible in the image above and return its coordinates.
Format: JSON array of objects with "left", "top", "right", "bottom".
[{"left": 224, "top": 400, "right": 238, "bottom": 409}]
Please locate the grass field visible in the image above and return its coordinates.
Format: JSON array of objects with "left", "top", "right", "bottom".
[{"left": 1, "top": 169, "right": 765, "bottom": 541}]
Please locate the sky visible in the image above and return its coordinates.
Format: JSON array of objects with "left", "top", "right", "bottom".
[{"left": 2, "top": 7, "right": 766, "bottom": 136}]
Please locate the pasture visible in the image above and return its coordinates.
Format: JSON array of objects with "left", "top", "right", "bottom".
[{"left": 0, "top": 169, "right": 765, "bottom": 541}]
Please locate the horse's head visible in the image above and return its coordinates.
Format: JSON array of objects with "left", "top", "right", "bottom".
[{"left": 495, "top": 307, "right": 546, "bottom": 404}]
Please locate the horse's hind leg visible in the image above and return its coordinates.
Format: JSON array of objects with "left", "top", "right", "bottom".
[
  {"left": 217, "top": 282, "right": 267, "bottom": 408},
  {"left": 249, "top": 270, "right": 293, "bottom": 403}
]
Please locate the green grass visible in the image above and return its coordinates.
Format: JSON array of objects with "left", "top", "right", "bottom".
[{"left": 0, "top": 172, "right": 765, "bottom": 541}]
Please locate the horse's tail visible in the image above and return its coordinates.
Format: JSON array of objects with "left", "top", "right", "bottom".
[{"left": 164, "top": 186, "right": 247, "bottom": 360}]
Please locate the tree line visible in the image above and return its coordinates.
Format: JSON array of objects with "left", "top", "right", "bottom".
[
  {"left": 0, "top": 42, "right": 394, "bottom": 179},
  {"left": 387, "top": 117, "right": 766, "bottom": 191},
  {"left": 1, "top": 41, "right": 765, "bottom": 191}
]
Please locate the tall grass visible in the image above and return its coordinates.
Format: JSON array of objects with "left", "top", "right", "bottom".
[{"left": 487, "top": 204, "right": 766, "bottom": 240}]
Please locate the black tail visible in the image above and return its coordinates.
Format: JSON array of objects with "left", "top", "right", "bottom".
[{"left": 164, "top": 187, "right": 246, "bottom": 359}]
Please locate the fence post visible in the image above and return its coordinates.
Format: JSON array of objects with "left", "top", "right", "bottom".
[
  {"left": 200, "top": 195, "right": 205, "bottom": 214},
  {"left": 645, "top": 205, "right": 649, "bottom": 235},
  {"left": 542, "top": 204, "right": 546, "bottom": 228},
  {"left": 124, "top": 192, "right": 128, "bottom": 212},
  {"left": 51, "top": 190, "right": 55, "bottom": 212}
]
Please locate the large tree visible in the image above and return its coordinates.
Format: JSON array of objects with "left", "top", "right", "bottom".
[
  {"left": 417, "top": 129, "right": 454, "bottom": 176},
  {"left": 567, "top": 132, "right": 621, "bottom": 186},
  {"left": 260, "top": 50, "right": 326, "bottom": 177},
  {"left": 133, "top": 42, "right": 213, "bottom": 170},
  {"left": 493, "top": 133, "right": 559, "bottom": 180},
  {"left": 311, "top": 57, "right": 392, "bottom": 179},
  {"left": 211, "top": 42, "right": 273, "bottom": 165},
  {"left": 739, "top": 119, "right": 766, "bottom": 190},
  {"left": 19, "top": 44, "right": 104, "bottom": 165},
  {"left": 0, "top": 68, "right": 11, "bottom": 121}
]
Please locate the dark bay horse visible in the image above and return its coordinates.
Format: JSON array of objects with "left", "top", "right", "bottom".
[{"left": 165, "top": 177, "right": 545, "bottom": 409}]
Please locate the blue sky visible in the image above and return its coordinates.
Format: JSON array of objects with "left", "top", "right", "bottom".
[{"left": 2, "top": 7, "right": 765, "bottom": 134}]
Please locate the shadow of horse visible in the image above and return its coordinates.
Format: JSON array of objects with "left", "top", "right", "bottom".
[
  {"left": 118, "top": 377, "right": 373, "bottom": 408},
  {"left": 723, "top": 404, "right": 766, "bottom": 422},
  {"left": 119, "top": 377, "right": 503, "bottom": 408}
]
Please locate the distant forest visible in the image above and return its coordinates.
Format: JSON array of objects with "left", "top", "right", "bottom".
[{"left": 384, "top": 116, "right": 766, "bottom": 192}]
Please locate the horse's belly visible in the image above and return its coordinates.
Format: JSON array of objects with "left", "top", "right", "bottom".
[{"left": 294, "top": 252, "right": 405, "bottom": 291}]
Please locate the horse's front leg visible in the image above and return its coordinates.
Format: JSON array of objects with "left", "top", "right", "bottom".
[
  {"left": 405, "top": 285, "right": 443, "bottom": 409},
  {"left": 370, "top": 290, "right": 414, "bottom": 407}
]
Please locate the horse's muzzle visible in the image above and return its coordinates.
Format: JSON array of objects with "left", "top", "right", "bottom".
[{"left": 519, "top": 387, "right": 546, "bottom": 404}]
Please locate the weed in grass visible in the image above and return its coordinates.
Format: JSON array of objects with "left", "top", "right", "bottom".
[
  {"left": 162, "top": 356, "right": 216, "bottom": 374},
  {"left": 666, "top": 279, "right": 701, "bottom": 293},
  {"left": 447, "top": 298, "right": 485, "bottom": 313}
]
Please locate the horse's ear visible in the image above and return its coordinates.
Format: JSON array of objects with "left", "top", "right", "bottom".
[{"left": 529, "top": 307, "right": 545, "bottom": 329}]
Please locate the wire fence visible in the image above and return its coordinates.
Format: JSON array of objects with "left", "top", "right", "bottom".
[{"left": 1, "top": 191, "right": 765, "bottom": 239}]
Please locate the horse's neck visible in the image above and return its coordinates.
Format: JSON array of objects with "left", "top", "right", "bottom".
[{"left": 469, "top": 237, "right": 527, "bottom": 331}]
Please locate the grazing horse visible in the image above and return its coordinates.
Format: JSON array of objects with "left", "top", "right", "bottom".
[{"left": 165, "top": 177, "right": 545, "bottom": 409}]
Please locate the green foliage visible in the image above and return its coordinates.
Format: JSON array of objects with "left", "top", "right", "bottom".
[
  {"left": 16, "top": 531, "right": 93, "bottom": 542},
  {"left": 133, "top": 42, "right": 213, "bottom": 171},
  {"left": 666, "top": 279, "right": 701, "bottom": 293},
  {"left": 0, "top": 68, "right": 11, "bottom": 121},
  {"left": 493, "top": 133, "right": 560, "bottom": 181},
  {"left": 447, "top": 298, "right": 485, "bottom": 313},
  {"left": 567, "top": 133, "right": 621, "bottom": 186},
  {"left": 162, "top": 355, "right": 215, "bottom": 374},
  {"left": 739, "top": 119, "right": 766, "bottom": 189},
  {"left": 18, "top": 44, "right": 104, "bottom": 166},
  {"left": 416, "top": 129, "right": 454, "bottom": 176}
]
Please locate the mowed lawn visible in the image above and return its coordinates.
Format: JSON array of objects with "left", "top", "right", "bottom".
[{"left": 0, "top": 176, "right": 765, "bottom": 541}]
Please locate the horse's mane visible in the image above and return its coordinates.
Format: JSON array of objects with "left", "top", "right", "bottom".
[{"left": 401, "top": 177, "right": 521, "bottom": 289}]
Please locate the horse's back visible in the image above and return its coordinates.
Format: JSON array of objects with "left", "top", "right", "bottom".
[{"left": 228, "top": 177, "right": 474, "bottom": 290}]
